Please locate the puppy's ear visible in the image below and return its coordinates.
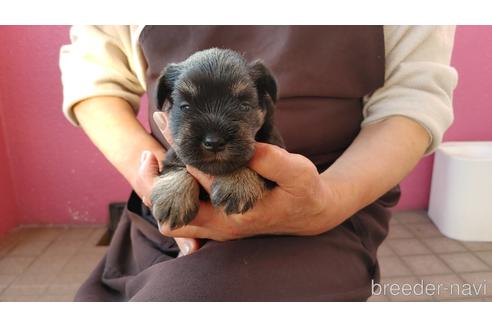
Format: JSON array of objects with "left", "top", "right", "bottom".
[
  {"left": 249, "top": 60, "right": 277, "bottom": 104},
  {"left": 156, "top": 63, "right": 182, "bottom": 111}
]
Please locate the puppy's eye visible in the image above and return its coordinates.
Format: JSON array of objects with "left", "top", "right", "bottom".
[
  {"left": 180, "top": 104, "right": 190, "bottom": 110},
  {"left": 240, "top": 103, "right": 252, "bottom": 111}
]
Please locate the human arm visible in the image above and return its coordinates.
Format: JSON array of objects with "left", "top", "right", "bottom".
[
  {"left": 73, "top": 96, "right": 164, "bottom": 202},
  {"left": 73, "top": 96, "right": 200, "bottom": 254},
  {"left": 60, "top": 25, "right": 199, "bottom": 254}
]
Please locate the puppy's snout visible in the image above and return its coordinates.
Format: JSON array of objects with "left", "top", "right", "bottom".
[{"left": 202, "top": 132, "right": 226, "bottom": 153}]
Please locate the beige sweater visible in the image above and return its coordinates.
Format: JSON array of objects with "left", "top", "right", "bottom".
[{"left": 59, "top": 25, "right": 458, "bottom": 154}]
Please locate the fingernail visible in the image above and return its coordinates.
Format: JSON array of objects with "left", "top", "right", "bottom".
[
  {"left": 140, "top": 150, "right": 151, "bottom": 164},
  {"left": 182, "top": 242, "right": 191, "bottom": 255},
  {"left": 153, "top": 112, "right": 167, "bottom": 131}
]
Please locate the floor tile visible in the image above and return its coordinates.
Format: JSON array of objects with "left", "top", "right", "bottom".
[
  {"left": 421, "top": 237, "right": 467, "bottom": 254},
  {"left": 0, "top": 235, "right": 19, "bottom": 259},
  {"left": 388, "top": 218, "right": 401, "bottom": 227},
  {"left": 60, "top": 253, "right": 104, "bottom": 275},
  {"left": 475, "top": 251, "right": 492, "bottom": 268},
  {"left": 461, "top": 241, "right": 492, "bottom": 252},
  {"left": 42, "top": 239, "right": 84, "bottom": 256},
  {"left": 0, "top": 256, "right": 35, "bottom": 275},
  {"left": 380, "top": 276, "right": 434, "bottom": 301},
  {"left": 23, "top": 254, "right": 71, "bottom": 275},
  {"left": 458, "top": 272, "right": 492, "bottom": 297},
  {"left": 439, "top": 253, "right": 489, "bottom": 273},
  {"left": 0, "top": 226, "right": 107, "bottom": 302},
  {"left": 443, "top": 297, "right": 484, "bottom": 302},
  {"left": 11, "top": 227, "right": 63, "bottom": 243},
  {"left": 8, "top": 238, "right": 53, "bottom": 257},
  {"left": 387, "top": 239, "right": 431, "bottom": 256},
  {"left": 37, "top": 294, "right": 74, "bottom": 301},
  {"left": 76, "top": 246, "right": 107, "bottom": 257},
  {"left": 0, "top": 295, "right": 40, "bottom": 301},
  {"left": 77, "top": 227, "right": 108, "bottom": 254},
  {"left": 54, "top": 272, "right": 90, "bottom": 285},
  {"left": 1, "top": 283, "right": 48, "bottom": 297},
  {"left": 401, "top": 254, "right": 451, "bottom": 276},
  {"left": 56, "top": 227, "right": 95, "bottom": 242},
  {"left": 387, "top": 224, "right": 414, "bottom": 239},
  {"left": 405, "top": 222, "right": 443, "bottom": 238},
  {"left": 7, "top": 228, "right": 41, "bottom": 241},
  {"left": 367, "top": 293, "right": 389, "bottom": 302},
  {"left": 11, "top": 272, "right": 56, "bottom": 286},
  {"left": 45, "top": 283, "right": 80, "bottom": 296},
  {"left": 377, "top": 243, "right": 395, "bottom": 257},
  {"left": 420, "top": 274, "right": 466, "bottom": 300},
  {"left": 393, "top": 210, "right": 431, "bottom": 225},
  {"left": 0, "top": 275, "right": 16, "bottom": 294},
  {"left": 379, "top": 256, "right": 413, "bottom": 277},
  {"left": 82, "top": 227, "right": 106, "bottom": 247}
]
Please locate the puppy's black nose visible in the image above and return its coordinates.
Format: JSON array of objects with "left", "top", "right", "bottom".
[{"left": 202, "top": 133, "right": 226, "bottom": 152}]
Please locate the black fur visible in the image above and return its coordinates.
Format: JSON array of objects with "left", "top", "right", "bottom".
[{"left": 151, "top": 48, "right": 284, "bottom": 227}]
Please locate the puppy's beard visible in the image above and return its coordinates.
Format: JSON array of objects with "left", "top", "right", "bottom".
[{"left": 174, "top": 143, "right": 255, "bottom": 176}]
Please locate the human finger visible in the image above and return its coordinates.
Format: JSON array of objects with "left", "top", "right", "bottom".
[
  {"left": 174, "top": 237, "right": 201, "bottom": 256},
  {"left": 153, "top": 111, "right": 173, "bottom": 145},
  {"left": 186, "top": 165, "right": 214, "bottom": 193},
  {"left": 248, "top": 143, "right": 316, "bottom": 189},
  {"left": 137, "top": 150, "right": 160, "bottom": 207}
]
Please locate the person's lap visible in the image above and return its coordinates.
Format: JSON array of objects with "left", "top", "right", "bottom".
[{"left": 75, "top": 202, "right": 388, "bottom": 302}]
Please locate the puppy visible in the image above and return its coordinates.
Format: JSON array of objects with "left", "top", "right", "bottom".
[{"left": 150, "top": 48, "right": 284, "bottom": 230}]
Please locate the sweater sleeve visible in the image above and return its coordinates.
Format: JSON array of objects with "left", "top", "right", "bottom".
[
  {"left": 362, "top": 26, "right": 458, "bottom": 154},
  {"left": 59, "top": 25, "right": 145, "bottom": 126}
]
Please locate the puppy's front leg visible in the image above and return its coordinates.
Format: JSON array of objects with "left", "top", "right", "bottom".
[
  {"left": 211, "top": 168, "right": 267, "bottom": 215},
  {"left": 150, "top": 167, "right": 200, "bottom": 230}
]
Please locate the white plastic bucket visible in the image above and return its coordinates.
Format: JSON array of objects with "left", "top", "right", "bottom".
[{"left": 428, "top": 141, "right": 492, "bottom": 241}]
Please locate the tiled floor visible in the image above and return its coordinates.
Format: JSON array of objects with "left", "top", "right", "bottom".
[
  {"left": 1, "top": 210, "right": 492, "bottom": 301},
  {"left": 369, "top": 210, "right": 492, "bottom": 302},
  {"left": 0, "top": 225, "right": 107, "bottom": 301}
]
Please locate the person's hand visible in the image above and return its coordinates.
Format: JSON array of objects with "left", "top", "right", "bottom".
[
  {"left": 152, "top": 110, "right": 344, "bottom": 241},
  {"left": 157, "top": 141, "right": 345, "bottom": 241},
  {"left": 133, "top": 112, "right": 200, "bottom": 256}
]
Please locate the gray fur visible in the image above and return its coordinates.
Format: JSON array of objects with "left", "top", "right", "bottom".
[
  {"left": 211, "top": 168, "right": 267, "bottom": 215},
  {"left": 150, "top": 168, "right": 200, "bottom": 229},
  {"left": 151, "top": 48, "right": 284, "bottom": 228}
]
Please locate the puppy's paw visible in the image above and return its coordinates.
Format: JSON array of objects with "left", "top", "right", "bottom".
[
  {"left": 150, "top": 169, "right": 200, "bottom": 230},
  {"left": 211, "top": 168, "right": 267, "bottom": 215}
]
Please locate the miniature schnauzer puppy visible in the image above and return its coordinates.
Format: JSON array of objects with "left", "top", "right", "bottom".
[{"left": 150, "top": 48, "right": 284, "bottom": 230}]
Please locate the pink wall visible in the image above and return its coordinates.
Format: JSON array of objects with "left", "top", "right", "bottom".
[
  {"left": 0, "top": 25, "right": 491, "bottom": 232},
  {"left": 0, "top": 26, "right": 132, "bottom": 230},
  {"left": 0, "top": 97, "right": 19, "bottom": 235}
]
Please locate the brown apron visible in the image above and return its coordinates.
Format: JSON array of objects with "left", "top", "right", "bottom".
[{"left": 75, "top": 26, "right": 401, "bottom": 301}]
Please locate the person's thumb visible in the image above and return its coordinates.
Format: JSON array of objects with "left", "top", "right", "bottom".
[
  {"left": 153, "top": 111, "right": 173, "bottom": 145},
  {"left": 248, "top": 142, "right": 317, "bottom": 190},
  {"left": 175, "top": 237, "right": 200, "bottom": 256},
  {"left": 138, "top": 150, "right": 160, "bottom": 206}
]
